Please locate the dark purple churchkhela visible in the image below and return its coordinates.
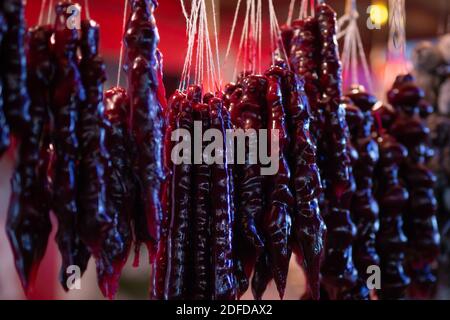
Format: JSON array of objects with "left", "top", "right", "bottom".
[
  {"left": 375, "top": 133, "right": 411, "bottom": 299},
  {"left": 345, "top": 86, "right": 380, "bottom": 299},
  {"left": 230, "top": 75, "right": 266, "bottom": 255},
  {"left": 289, "top": 16, "right": 322, "bottom": 145},
  {"left": 124, "top": 0, "right": 165, "bottom": 258},
  {"left": 230, "top": 75, "right": 267, "bottom": 297},
  {"left": 192, "top": 99, "right": 211, "bottom": 300},
  {"left": 222, "top": 93, "right": 249, "bottom": 298},
  {"left": 209, "top": 97, "right": 236, "bottom": 300},
  {"left": 6, "top": 25, "right": 54, "bottom": 294},
  {"left": 316, "top": 3, "right": 357, "bottom": 299},
  {"left": 388, "top": 74, "right": 441, "bottom": 298},
  {"left": 51, "top": 1, "right": 90, "bottom": 290},
  {"left": 0, "top": 12, "right": 11, "bottom": 156},
  {"left": 101, "top": 87, "right": 134, "bottom": 299},
  {"left": 164, "top": 92, "right": 194, "bottom": 300},
  {"left": 283, "top": 68, "right": 325, "bottom": 300},
  {"left": 259, "top": 65, "right": 293, "bottom": 300},
  {"left": 78, "top": 19, "right": 131, "bottom": 300},
  {"left": 1, "top": 0, "right": 30, "bottom": 131},
  {"left": 151, "top": 90, "right": 185, "bottom": 300}
]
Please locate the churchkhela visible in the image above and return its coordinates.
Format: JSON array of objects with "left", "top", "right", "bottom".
[
  {"left": 1, "top": 0, "right": 30, "bottom": 132},
  {"left": 345, "top": 86, "right": 380, "bottom": 299},
  {"left": 373, "top": 126, "right": 411, "bottom": 299},
  {"left": 3, "top": 0, "right": 447, "bottom": 301},
  {"left": 124, "top": 0, "right": 165, "bottom": 259},
  {"left": 288, "top": 3, "right": 358, "bottom": 299},
  {"left": 0, "top": 11, "right": 10, "bottom": 156},
  {"left": 49, "top": 1, "right": 91, "bottom": 290},
  {"left": 282, "top": 66, "right": 324, "bottom": 301},
  {"left": 6, "top": 25, "right": 54, "bottom": 294},
  {"left": 388, "top": 74, "right": 441, "bottom": 298},
  {"left": 101, "top": 87, "right": 134, "bottom": 299}
]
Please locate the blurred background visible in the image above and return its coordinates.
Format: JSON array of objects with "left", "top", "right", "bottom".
[{"left": 0, "top": 0, "right": 449, "bottom": 299}]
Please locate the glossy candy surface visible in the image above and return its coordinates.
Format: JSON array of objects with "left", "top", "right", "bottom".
[
  {"left": 6, "top": 25, "right": 54, "bottom": 294},
  {"left": 389, "top": 74, "right": 441, "bottom": 298},
  {"left": 101, "top": 87, "right": 134, "bottom": 299},
  {"left": 283, "top": 69, "right": 325, "bottom": 300},
  {"left": 0, "top": 12, "right": 10, "bottom": 155},
  {"left": 346, "top": 86, "right": 381, "bottom": 299},
  {"left": 375, "top": 134, "right": 411, "bottom": 299},
  {"left": 51, "top": 1, "right": 90, "bottom": 289},
  {"left": 1, "top": 0, "right": 30, "bottom": 131},
  {"left": 125, "top": 0, "right": 165, "bottom": 257},
  {"left": 316, "top": 3, "right": 358, "bottom": 299}
]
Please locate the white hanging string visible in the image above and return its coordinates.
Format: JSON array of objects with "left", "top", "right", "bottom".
[
  {"left": 195, "top": 0, "right": 204, "bottom": 85},
  {"left": 233, "top": 0, "right": 251, "bottom": 80},
  {"left": 382, "top": 0, "right": 408, "bottom": 92},
  {"left": 310, "top": 0, "right": 316, "bottom": 17},
  {"left": 339, "top": 0, "right": 373, "bottom": 92},
  {"left": 225, "top": 0, "right": 243, "bottom": 61},
  {"left": 116, "top": 0, "right": 129, "bottom": 87},
  {"left": 269, "top": 0, "right": 276, "bottom": 63},
  {"left": 268, "top": 0, "right": 290, "bottom": 66},
  {"left": 206, "top": 2, "right": 218, "bottom": 91},
  {"left": 286, "top": 0, "right": 296, "bottom": 26},
  {"left": 38, "top": 0, "right": 48, "bottom": 25},
  {"left": 180, "top": 0, "right": 196, "bottom": 89},
  {"left": 180, "top": 0, "right": 200, "bottom": 90},
  {"left": 211, "top": 0, "right": 222, "bottom": 89},
  {"left": 179, "top": 0, "right": 218, "bottom": 92},
  {"left": 388, "top": 0, "right": 407, "bottom": 65},
  {"left": 257, "top": 0, "right": 262, "bottom": 74},
  {"left": 299, "top": 0, "right": 307, "bottom": 19},
  {"left": 356, "top": 23, "right": 373, "bottom": 91},
  {"left": 47, "top": 0, "right": 54, "bottom": 24},
  {"left": 186, "top": 0, "right": 200, "bottom": 89},
  {"left": 180, "top": 0, "right": 190, "bottom": 34},
  {"left": 84, "top": 0, "right": 91, "bottom": 20}
]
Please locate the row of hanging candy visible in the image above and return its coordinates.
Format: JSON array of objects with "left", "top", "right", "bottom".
[
  {"left": 280, "top": 0, "right": 441, "bottom": 300},
  {"left": 3, "top": 0, "right": 169, "bottom": 300},
  {"left": 3, "top": 0, "right": 441, "bottom": 300}
]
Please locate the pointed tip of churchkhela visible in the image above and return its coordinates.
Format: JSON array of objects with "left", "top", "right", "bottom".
[
  {"left": 97, "top": 259, "right": 128, "bottom": 300},
  {"left": 6, "top": 189, "right": 52, "bottom": 297},
  {"left": 7, "top": 247, "right": 40, "bottom": 298}
]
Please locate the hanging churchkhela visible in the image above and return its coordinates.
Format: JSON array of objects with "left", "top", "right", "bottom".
[
  {"left": 388, "top": 74, "right": 441, "bottom": 298},
  {"left": 223, "top": 0, "right": 323, "bottom": 300},
  {"left": 337, "top": 0, "right": 381, "bottom": 299},
  {"left": 124, "top": 0, "right": 165, "bottom": 259},
  {"left": 51, "top": 1, "right": 91, "bottom": 289},
  {"left": 288, "top": 1, "right": 357, "bottom": 299},
  {"left": 3, "top": 0, "right": 447, "bottom": 301},
  {"left": 0, "top": 11, "right": 11, "bottom": 156},
  {"left": 77, "top": 17, "right": 132, "bottom": 299},
  {"left": 157, "top": 0, "right": 236, "bottom": 300},
  {"left": 372, "top": 111, "right": 411, "bottom": 299},
  {"left": 100, "top": 87, "right": 134, "bottom": 298},
  {"left": 344, "top": 87, "right": 380, "bottom": 299},
  {"left": 6, "top": 24, "right": 53, "bottom": 294},
  {"left": 1, "top": 0, "right": 30, "bottom": 133}
]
